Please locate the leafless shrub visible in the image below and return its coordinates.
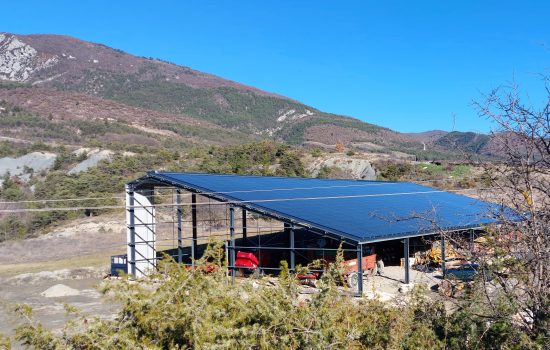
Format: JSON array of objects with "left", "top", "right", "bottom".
[{"left": 465, "top": 80, "right": 550, "bottom": 340}]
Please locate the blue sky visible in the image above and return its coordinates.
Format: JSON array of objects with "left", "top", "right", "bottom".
[{"left": 3, "top": 1, "right": 549, "bottom": 132}]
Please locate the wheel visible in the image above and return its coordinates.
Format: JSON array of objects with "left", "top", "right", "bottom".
[{"left": 347, "top": 272, "right": 359, "bottom": 291}]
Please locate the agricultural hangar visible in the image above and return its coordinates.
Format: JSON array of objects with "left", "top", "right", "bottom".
[{"left": 117, "top": 171, "right": 509, "bottom": 295}]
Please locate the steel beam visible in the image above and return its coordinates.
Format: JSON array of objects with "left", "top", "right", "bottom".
[
  {"left": 242, "top": 208, "right": 247, "bottom": 241},
  {"left": 127, "top": 185, "right": 137, "bottom": 277},
  {"left": 290, "top": 224, "right": 295, "bottom": 271},
  {"left": 191, "top": 193, "right": 198, "bottom": 266},
  {"left": 225, "top": 240, "right": 229, "bottom": 277},
  {"left": 404, "top": 237, "right": 410, "bottom": 284},
  {"left": 229, "top": 206, "right": 236, "bottom": 282},
  {"left": 441, "top": 234, "right": 446, "bottom": 278},
  {"left": 357, "top": 244, "right": 363, "bottom": 296},
  {"left": 176, "top": 190, "right": 183, "bottom": 264}
]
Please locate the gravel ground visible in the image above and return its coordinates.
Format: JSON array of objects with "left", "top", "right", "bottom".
[
  {"left": 0, "top": 214, "right": 126, "bottom": 267},
  {"left": 0, "top": 212, "right": 447, "bottom": 348},
  {"left": 0, "top": 273, "right": 118, "bottom": 340}
]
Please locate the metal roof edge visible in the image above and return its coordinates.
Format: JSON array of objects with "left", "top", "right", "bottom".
[
  {"left": 358, "top": 225, "right": 488, "bottom": 244},
  {"left": 150, "top": 170, "right": 401, "bottom": 184}
]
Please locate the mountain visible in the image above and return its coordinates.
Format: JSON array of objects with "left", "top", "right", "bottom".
[
  {"left": 0, "top": 84, "right": 254, "bottom": 147},
  {"left": 403, "top": 130, "right": 449, "bottom": 144},
  {"left": 434, "top": 131, "right": 491, "bottom": 154},
  {"left": 0, "top": 32, "right": 496, "bottom": 158}
]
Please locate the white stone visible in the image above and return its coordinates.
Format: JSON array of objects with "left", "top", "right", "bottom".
[
  {"left": 398, "top": 283, "right": 415, "bottom": 293},
  {"left": 41, "top": 284, "right": 80, "bottom": 298}
]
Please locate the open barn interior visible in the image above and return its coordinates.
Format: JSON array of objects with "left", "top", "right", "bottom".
[{"left": 114, "top": 171, "right": 507, "bottom": 295}]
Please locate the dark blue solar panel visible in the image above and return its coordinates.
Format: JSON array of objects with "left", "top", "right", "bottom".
[{"left": 146, "top": 172, "right": 510, "bottom": 243}]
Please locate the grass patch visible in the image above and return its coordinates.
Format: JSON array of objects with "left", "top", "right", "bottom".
[
  {"left": 419, "top": 163, "right": 444, "bottom": 175},
  {"left": 451, "top": 164, "right": 471, "bottom": 177}
]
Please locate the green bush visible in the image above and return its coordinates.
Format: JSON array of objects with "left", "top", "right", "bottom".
[
  {"left": 450, "top": 164, "right": 471, "bottom": 177},
  {"left": 317, "top": 165, "right": 332, "bottom": 179},
  {"left": 376, "top": 162, "right": 413, "bottom": 180},
  {"left": 8, "top": 250, "right": 536, "bottom": 349},
  {"left": 198, "top": 141, "right": 306, "bottom": 177},
  {"left": 0, "top": 173, "right": 26, "bottom": 201}
]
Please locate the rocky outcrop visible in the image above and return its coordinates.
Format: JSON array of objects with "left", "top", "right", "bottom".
[
  {"left": 0, "top": 151, "right": 57, "bottom": 179},
  {"left": 0, "top": 33, "right": 58, "bottom": 82},
  {"left": 277, "top": 108, "right": 314, "bottom": 122},
  {"left": 308, "top": 156, "right": 377, "bottom": 180},
  {"left": 68, "top": 149, "right": 114, "bottom": 174}
]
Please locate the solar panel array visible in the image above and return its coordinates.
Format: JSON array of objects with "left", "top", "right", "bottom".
[{"left": 144, "top": 172, "right": 506, "bottom": 243}]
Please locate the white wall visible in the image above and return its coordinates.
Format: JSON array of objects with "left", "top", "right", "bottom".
[{"left": 126, "top": 186, "right": 156, "bottom": 278}]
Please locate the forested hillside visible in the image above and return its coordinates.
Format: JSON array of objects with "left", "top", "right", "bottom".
[{"left": 0, "top": 32, "right": 500, "bottom": 158}]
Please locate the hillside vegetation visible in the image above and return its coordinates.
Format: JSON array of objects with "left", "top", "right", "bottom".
[
  {"left": 434, "top": 131, "right": 491, "bottom": 154},
  {"left": 0, "top": 140, "right": 307, "bottom": 241},
  {"left": 0, "top": 32, "right": 501, "bottom": 158}
]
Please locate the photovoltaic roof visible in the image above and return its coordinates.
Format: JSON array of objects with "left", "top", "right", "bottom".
[{"left": 139, "top": 172, "right": 509, "bottom": 244}]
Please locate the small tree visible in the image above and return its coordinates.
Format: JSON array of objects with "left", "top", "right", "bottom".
[{"left": 468, "top": 81, "right": 550, "bottom": 343}]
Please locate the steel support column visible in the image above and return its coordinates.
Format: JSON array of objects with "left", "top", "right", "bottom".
[
  {"left": 357, "top": 244, "right": 363, "bottom": 296},
  {"left": 229, "top": 206, "right": 236, "bottom": 282},
  {"left": 290, "top": 224, "right": 295, "bottom": 271},
  {"left": 225, "top": 240, "right": 229, "bottom": 277},
  {"left": 441, "top": 234, "right": 446, "bottom": 278},
  {"left": 242, "top": 209, "right": 247, "bottom": 241},
  {"left": 191, "top": 193, "right": 198, "bottom": 266},
  {"left": 404, "top": 238, "right": 410, "bottom": 284},
  {"left": 127, "top": 186, "right": 137, "bottom": 277},
  {"left": 176, "top": 190, "right": 183, "bottom": 264}
]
